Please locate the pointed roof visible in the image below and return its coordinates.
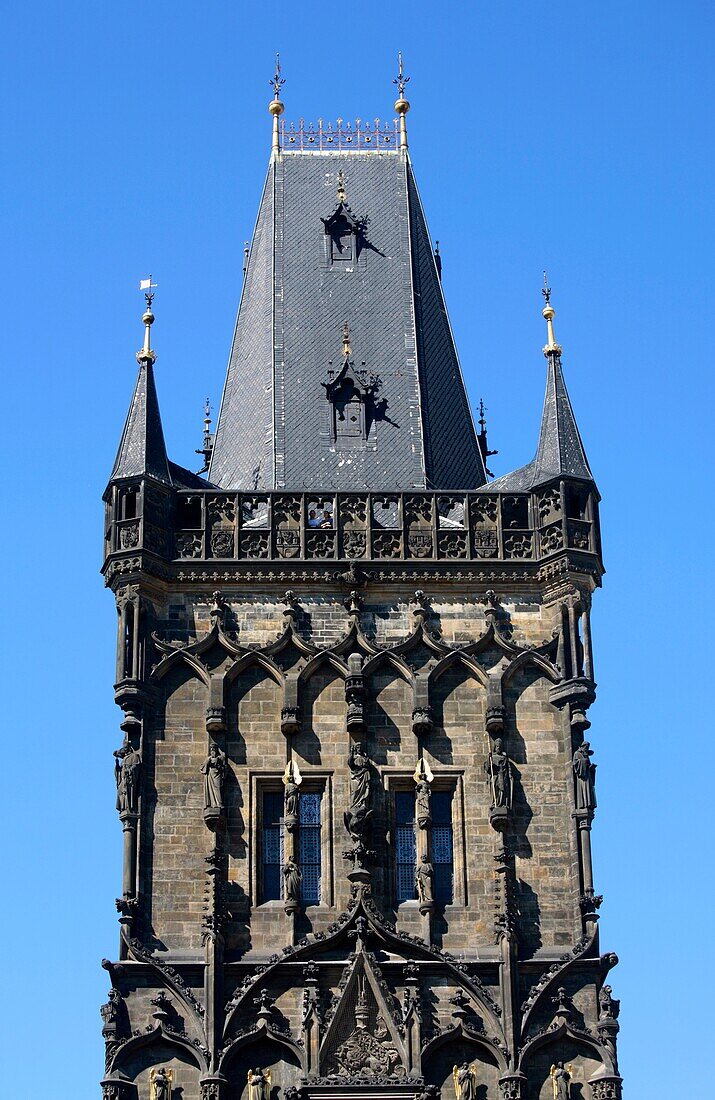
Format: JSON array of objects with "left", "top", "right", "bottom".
[
  {"left": 109, "top": 301, "right": 171, "bottom": 486},
  {"left": 209, "top": 149, "right": 486, "bottom": 491},
  {"left": 489, "top": 291, "right": 594, "bottom": 492}
]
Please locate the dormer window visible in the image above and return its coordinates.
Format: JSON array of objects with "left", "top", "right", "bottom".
[
  {"left": 321, "top": 170, "right": 363, "bottom": 266},
  {"left": 322, "top": 324, "right": 381, "bottom": 448}
]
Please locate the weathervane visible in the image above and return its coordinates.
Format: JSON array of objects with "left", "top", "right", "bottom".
[
  {"left": 139, "top": 275, "right": 157, "bottom": 308},
  {"left": 270, "top": 53, "right": 285, "bottom": 99},
  {"left": 542, "top": 270, "right": 551, "bottom": 307},
  {"left": 393, "top": 51, "right": 410, "bottom": 99}
]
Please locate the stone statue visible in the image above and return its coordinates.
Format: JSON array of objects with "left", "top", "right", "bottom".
[
  {"left": 114, "top": 742, "right": 141, "bottom": 816},
  {"left": 150, "top": 1067, "right": 173, "bottom": 1100},
  {"left": 344, "top": 743, "right": 372, "bottom": 837},
  {"left": 100, "top": 988, "right": 122, "bottom": 1038},
  {"left": 599, "top": 984, "right": 618, "bottom": 1020},
  {"left": 283, "top": 855, "right": 302, "bottom": 905},
  {"left": 485, "top": 737, "right": 511, "bottom": 807},
  {"left": 247, "top": 1067, "right": 271, "bottom": 1100},
  {"left": 452, "top": 1062, "right": 477, "bottom": 1100},
  {"left": 201, "top": 744, "right": 226, "bottom": 810},
  {"left": 549, "top": 1062, "right": 572, "bottom": 1100},
  {"left": 572, "top": 741, "right": 597, "bottom": 811},
  {"left": 283, "top": 760, "right": 302, "bottom": 823},
  {"left": 416, "top": 854, "right": 434, "bottom": 906},
  {"left": 415, "top": 780, "right": 432, "bottom": 827}
]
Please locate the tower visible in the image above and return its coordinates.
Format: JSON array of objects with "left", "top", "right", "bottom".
[{"left": 100, "top": 61, "right": 622, "bottom": 1100}]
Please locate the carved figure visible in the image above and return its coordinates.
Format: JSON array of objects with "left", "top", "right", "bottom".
[
  {"left": 485, "top": 737, "right": 511, "bottom": 808},
  {"left": 549, "top": 1062, "right": 572, "bottom": 1100},
  {"left": 599, "top": 984, "right": 617, "bottom": 1019},
  {"left": 200, "top": 744, "right": 226, "bottom": 810},
  {"left": 415, "top": 780, "right": 432, "bottom": 827},
  {"left": 283, "top": 759, "right": 302, "bottom": 822},
  {"left": 283, "top": 855, "right": 302, "bottom": 904},
  {"left": 247, "top": 1067, "right": 271, "bottom": 1100},
  {"left": 100, "top": 988, "right": 122, "bottom": 1038},
  {"left": 114, "top": 742, "right": 141, "bottom": 815},
  {"left": 344, "top": 743, "right": 372, "bottom": 837},
  {"left": 416, "top": 854, "right": 434, "bottom": 906},
  {"left": 572, "top": 741, "right": 597, "bottom": 811},
  {"left": 150, "top": 1067, "right": 173, "bottom": 1100},
  {"left": 453, "top": 1062, "right": 477, "bottom": 1100}
]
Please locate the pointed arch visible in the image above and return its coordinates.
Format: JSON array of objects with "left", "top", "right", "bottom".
[
  {"left": 219, "top": 1024, "right": 305, "bottom": 1075},
  {"left": 421, "top": 1023, "right": 508, "bottom": 1074},
  {"left": 225, "top": 651, "right": 284, "bottom": 688},
  {"left": 362, "top": 649, "right": 414, "bottom": 685},
  {"left": 108, "top": 1023, "right": 207, "bottom": 1076},
  {"left": 518, "top": 1021, "right": 613, "bottom": 1076},
  {"left": 501, "top": 648, "right": 561, "bottom": 690},
  {"left": 430, "top": 649, "right": 489, "bottom": 688},
  {"left": 151, "top": 648, "right": 212, "bottom": 687},
  {"left": 298, "top": 650, "right": 349, "bottom": 686}
]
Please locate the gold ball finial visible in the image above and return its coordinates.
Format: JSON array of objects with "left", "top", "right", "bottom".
[
  {"left": 268, "top": 98, "right": 284, "bottom": 117},
  {"left": 542, "top": 302, "right": 555, "bottom": 322},
  {"left": 143, "top": 305, "right": 155, "bottom": 326},
  {"left": 394, "top": 97, "right": 410, "bottom": 115}
]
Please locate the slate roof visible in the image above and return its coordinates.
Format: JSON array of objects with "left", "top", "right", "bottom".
[
  {"left": 488, "top": 351, "right": 594, "bottom": 492},
  {"left": 209, "top": 151, "right": 487, "bottom": 491},
  {"left": 109, "top": 359, "right": 172, "bottom": 486}
]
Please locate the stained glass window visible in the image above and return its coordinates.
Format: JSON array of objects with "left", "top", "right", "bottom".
[
  {"left": 299, "top": 792, "right": 322, "bottom": 905},
  {"left": 431, "top": 790, "right": 454, "bottom": 904},
  {"left": 395, "top": 791, "right": 417, "bottom": 902},
  {"left": 262, "top": 791, "right": 284, "bottom": 901}
]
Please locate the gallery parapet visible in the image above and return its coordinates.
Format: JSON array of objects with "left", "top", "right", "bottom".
[
  {"left": 280, "top": 118, "right": 400, "bottom": 152},
  {"left": 103, "top": 484, "right": 601, "bottom": 573}
]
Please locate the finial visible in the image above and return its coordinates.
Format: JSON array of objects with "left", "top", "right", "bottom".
[
  {"left": 336, "top": 169, "right": 347, "bottom": 203},
  {"left": 342, "top": 321, "right": 351, "bottom": 358},
  {"left": 243, "top": 241, "right": 250, "bottom": 277},
  {"left": 477, "top": 398, "right": 498, "bottom": 477},
  {"left": 392, "top": 51, "right": 411, "bottom": 151},
  {"left": 268, "top": 53, "right": 285, "bottom": 155},
  {"left": 541, "top": 271, "right": 562, "bottom": 356},
  {"left": 137, "top": 277, "right": 157, "bottom": 364},
  {"left": 434, "top": 240, "right": 442, "bottom": 280},
  {"left": 195, "top": 398, "right": 213, "bottom": 474}
]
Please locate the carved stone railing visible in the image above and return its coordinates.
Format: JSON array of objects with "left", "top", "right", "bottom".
[{"left": 106, "top": 486, "right": 599, "bottom": 566}]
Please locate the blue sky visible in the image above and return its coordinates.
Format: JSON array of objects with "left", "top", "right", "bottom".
[{"left": 1, "top": 2, "right": 712, "bottom": 1096}]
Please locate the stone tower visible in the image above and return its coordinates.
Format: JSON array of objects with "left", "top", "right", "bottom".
[{"left": 100, "top": 62, "right": 622, "bottom": 1100}]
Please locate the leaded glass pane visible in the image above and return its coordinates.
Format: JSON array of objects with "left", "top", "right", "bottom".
[
  {"left": 396, "top": 820, "right": 416, "bottom": 902},
  {"left": 299, "top": 791, "right": 321, "bottom": 905},
  {"left": 262, "top": 791, "right": 284, "bottom": 902}
]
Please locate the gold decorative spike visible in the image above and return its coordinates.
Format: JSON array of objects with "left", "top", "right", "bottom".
[
  {"left": 268, "top": 53, "right": 285, "bottom": 155},
  {"left": 392, "top": 51, "right": 411, "bottom": 151},
  {"left": 336, "top": 168, "right": 347, "bottom": 203},
  {"left": 342, "top": 321, "right": 351, "bottom": 357},
  {"left": 541, "top": 271, "right": 562, "bottom": 356}
]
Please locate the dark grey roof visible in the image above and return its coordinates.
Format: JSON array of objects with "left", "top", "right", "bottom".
[
  {"left": 209, "top": 151, "right": 486, "bottom": 491},
  {"left": 488, "top": 352, "right": 594, "bottom": 492},
  {"left": 109, "top": 359, "right": 171, "bottom": 485}
]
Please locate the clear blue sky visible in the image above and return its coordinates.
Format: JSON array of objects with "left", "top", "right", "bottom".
[{"left": 1, "top": 2, "right": 712, "bottom": 1096}]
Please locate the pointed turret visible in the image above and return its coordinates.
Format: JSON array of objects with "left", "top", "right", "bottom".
[
  {"left": 489, "top": 279, "right": 594, "bottom": 492},
  {"left": 108, "top": 293, "right": 171, "bottom": 486}
]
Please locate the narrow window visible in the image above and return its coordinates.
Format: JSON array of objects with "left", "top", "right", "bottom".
[
  {"left": 262, "top": 791, "right": 283, "bottom": 902},
  {"left": 395, "top": 791, "right": 417, "bottom": 902},
  {"left": 299, "top": 791, "right": 322, "bottom": 905},
  {"left": 431, "top": 790, "right": 454, "bottom": 904}
]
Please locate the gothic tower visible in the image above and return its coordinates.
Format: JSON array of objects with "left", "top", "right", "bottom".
[{"left": 100, "top": 61, "right": 622, "bottom": 1100}]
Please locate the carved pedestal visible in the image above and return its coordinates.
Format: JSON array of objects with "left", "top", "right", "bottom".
[
  {"left": 498, "top": 1073, "right": 527, "bottom": 1099},
  {"left": 101, "top": 1077, "right": 136, "bottom": 1100},
  {"left": 589, "top": 1075, "right": 622, "bottom": 1099},
  {"left": 203, "top": 805, "right": 224, "bottom": 830},
  {"left": 200, "top": 1074, "right": 228, "bottom": 1100}
]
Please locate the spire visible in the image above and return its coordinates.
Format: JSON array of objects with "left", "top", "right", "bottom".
[
  {"left": 488, "top": 280, "right": 594, "bottom": 492},
  {"left": 477, "top": 398, "right": 498, "bottom": 478},
  {"left": 393, "top": 51, "right": 410, "bottom": 151},
  {"left": 109, "top": 291, "right": 171, "bottom": 486},
  {"left": 269, "top": 53, "right": 285, "bottom": 156}
]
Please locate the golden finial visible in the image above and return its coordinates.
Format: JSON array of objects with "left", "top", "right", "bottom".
[
  {"left": 336, "top": 169, "right": 347, "bottom": 203},
  {"left": 137, "top": 277, "right": 157, "bottom": 364},
  {"left": 342, "top": 321, "right": 351, "bottom": 357},
  {"left": 392, "top": 51, "right": 410, "bottom": 151},
  {"left": 269, "top": 53, "right": 285, "bottom": 155},
  {"left": 541, "top": 271, "right": 562, "bottom": 357}
]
